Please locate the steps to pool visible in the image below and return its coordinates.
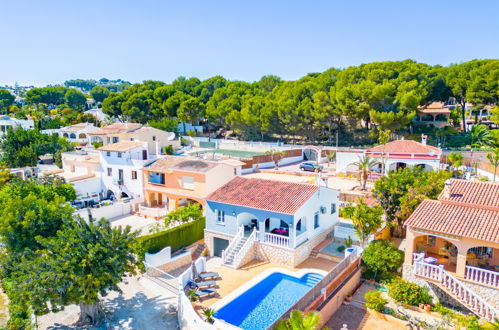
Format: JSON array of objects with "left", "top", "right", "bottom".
[{"left": 302, "top": 273, "right": 323, "bottom": 287}]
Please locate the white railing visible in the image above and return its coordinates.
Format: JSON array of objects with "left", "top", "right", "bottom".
[
  {"left": 233, "top": 229, "right": 258, "bottom": 268},
  {"left": 466, "top": 266, "right": 499, "bottom": 288},
  {"left": 263, "top": 232, "right": 290, "bottom": 248},
  {"left": 139, "top": 205, "right": 168, "bottom": 218},
  {"left": 221, "top": 226, "right": 244, "bottom": 262},
  {"left": 413, "top": 257, "right": 498, "bottom": 321}
]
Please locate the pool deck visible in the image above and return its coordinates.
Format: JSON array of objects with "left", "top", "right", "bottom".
[{"left": 193, "top": 257, "right": 338, "bottom": 311}]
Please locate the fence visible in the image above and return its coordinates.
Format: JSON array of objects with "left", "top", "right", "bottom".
[
  {"left": 75, "top": 201, "right": 132, "bottom": 222},
  {"left": 143, "top": 262, "right": 179, "bottom": 295},
  {"left": 268, "top": 251, "right": 360, "bottom": 329}
]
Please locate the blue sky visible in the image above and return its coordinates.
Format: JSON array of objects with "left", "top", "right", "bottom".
[{"left": 1, "top": 0, "right": 498, "bottom": 86}]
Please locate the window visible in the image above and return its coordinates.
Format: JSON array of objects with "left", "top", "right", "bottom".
[
  {"left": 106, "top": 151, "right": 111, "bottom": 157},
  {"left": 331, "top": 203, "right": 336, "bottom": 214},
  {"left": 296, "top": 219, "right": 302, "bottom": 232},
  {"left": 70, "top": 165, "right": 75, "bottom": 173},
  {"left": 130, "top": 137, "right": 134, "bottom": 141},
  {"left": 132, "top": 171, "right": 137, "bottom": 180},
  {"left": 118, "top": 152, "right": 122, "bottom": 158},
  {"left": 314, "top": 212, "right": 319, "bottom": 229},
  {"left": 107, "top": 168, "right": 112, "bottom": 176},
  {"left": 182, "top": 176, "right": 195, "bottom": 189},
  {"left": 152, "top": 136, "right": 156, "bottom": 141},
  {"left": 216, "top": 210, "right": 225, "bottom": 224},
  {"left": 112, "top": 137, "right": 119, "bottom": 143}
]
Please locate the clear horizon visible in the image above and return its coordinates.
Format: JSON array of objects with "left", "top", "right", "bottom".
[{"left": 1, "top": 0, "right": 498, "bottom": 86}]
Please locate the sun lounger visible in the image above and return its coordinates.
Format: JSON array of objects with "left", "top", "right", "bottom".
[
  {"left": 188, "top": 280, "right": 216, "bottom": 289},
  {"left": 195, "top": 288, "right": 217, "bottom": 299},
  {"left": 198, "top": 272, "right": 219, "bottom": 280}
]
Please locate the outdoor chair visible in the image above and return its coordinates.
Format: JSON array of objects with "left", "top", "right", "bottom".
[
  {"left": 188, "top": 280, "right": 216, "bottom": 289},
  {"left": 195, "top": 288, "right": 217, "bottom": 299},
  {"left": 199, "top": 272, "right": 220, "bottom": 280}
]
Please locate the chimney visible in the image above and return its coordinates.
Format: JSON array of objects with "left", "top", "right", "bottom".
[
  {"left": 441, "top": 179, "right": 452, "bottom": 199},
  {"left": 421, "top": 134, "right": 427, "bottom": 145}
]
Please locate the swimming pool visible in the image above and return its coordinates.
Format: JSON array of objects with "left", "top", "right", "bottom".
[{"left": 215, "top": 272, "right": 323, "bottom": 330}]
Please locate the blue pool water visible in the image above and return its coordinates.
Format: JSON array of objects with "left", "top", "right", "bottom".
[{"left": 215, "top": 272, "right": 323, "bottom": 330}]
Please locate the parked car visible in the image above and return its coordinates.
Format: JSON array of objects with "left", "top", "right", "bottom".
[{"left": 299, "top": 162, "right": 323, "bottom": 172}]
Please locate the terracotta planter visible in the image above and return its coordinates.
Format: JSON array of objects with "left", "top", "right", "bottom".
[
  {"left": 345, "top": 296, "right": 353, "bottom": 302},
  {"left": 424, "top": 304, "right": 431, "bottom": 312}
]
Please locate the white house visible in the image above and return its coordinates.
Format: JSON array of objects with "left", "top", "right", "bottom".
[
  {"left": 42, "top": 123, "right": 98, "bottom": 145},
  {"left": 98, "top": 140, "right": 156, "bottom": 200},
  {"left": 0, "top": 115, "right": 34, "bottom": 136},
  {"left": 204, "top": 177, "right": 339, "bottom": 268}
]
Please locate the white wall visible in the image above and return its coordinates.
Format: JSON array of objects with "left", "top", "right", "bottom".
[
  {"left": 76, "top": 201, "right": 132, "bottom": 222},
  {"left": 72, "top": 177, "right": 102, "bottom": 202},
  {"left": 205, "top": 164, "right": 237, "bottom": 193},
  {"left": 336, "top": 151, "right": 363, "bottom": 173}
]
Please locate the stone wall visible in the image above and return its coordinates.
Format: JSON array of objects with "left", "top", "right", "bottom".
[
  {"left": 402, "top": 264, "right": 499, "bottom": 311},
  {"left": 159, "top": 252, "right": 192, "bottom": 273},
  {"left": 255, "top": 243, "right": 296, "bottom": 267},
  {"left": 293, "top": 228, "right": 332, "bottom": 266},
  {"left": 237, "top": 241, "right": 257, "bottom": 268}
]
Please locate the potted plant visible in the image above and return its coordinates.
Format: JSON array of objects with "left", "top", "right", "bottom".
[
  {"left": 419, "top": 303, "right": 425, "bottom": 310},
  {"left": 345, "top": 236, "right": 353, "bottom": 248},
  {"left": 424, "top": 304, "right": 431, "bottom": 312},
  {"left": 203, "top": 308, "right": 216, "bottom": 324},
  {"left": 345, "top": 292, "right": 353, "bottom": 302},
  {"left": 188, "top": 289, "right": 198, "bottom": 302}
]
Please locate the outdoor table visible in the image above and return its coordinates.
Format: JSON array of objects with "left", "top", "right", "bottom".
[{"left": 422, "top": 257, "right": 437, "bottom": 264}]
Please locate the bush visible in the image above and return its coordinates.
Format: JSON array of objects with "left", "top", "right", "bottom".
[
  {"left": 362, "top": 240, "right": 404, "bottom": 280},
  {"left": 387, "top": 278, "right": 432, "bottom": 306},
  {"left": 92, "top": 141, "right": 103, "bottom": 149},
  {"left": 163, "top": 145, "right": 174, "bottom": 155},
  {"left": 138, "top": 218, "right": 205, "bottom": 253},
  {"left": 337, "top": 245, "right": 345, "bottom": 252},
  {"left": 364, "top": 290, "right": 387, "bottom": 312}
]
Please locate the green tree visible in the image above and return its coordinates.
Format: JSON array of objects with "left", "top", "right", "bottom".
[
  {"left": 274, "top": 310, "right": 321, "bottom": 330},
  {"left": 0, "top": 89, "right": 15, "bottom": 113},
  {"left": 149, "top": 117, "right": 178, "bottom": 132},
  {"left": 486, "top": 148, "right": 499, "bottom": 182},
  {"left": 64, "top": 89, "right": 87, "bottom": 110},
  {"left": 378, "top": 129, "right": 391, "bottom": 174},
  {"left": 343, "top": 198, "right": 383, "bottom": 247},
  {"left": 447, "top": 152, "right": 463, "bottom": 176},
  {"left": 354, "top": 155, "right": 378, "bottom": 190},
  {"left": 102, "top": 92, "right": 126, "bottom": 118},
  {"left": 164, "top": 203, "right": 204, "bottom": 227},
  {"left": 90, "top": 85, "right": 110, "bottom": 103},
  {"left": 362, "top": 240, "right": 404, "bottom": 280},
  {"left": 364, "top": 290, "right": 388, "bottom": 312},
  {"left": 10, "top": 218, "right": 140, "bottom": 325}
]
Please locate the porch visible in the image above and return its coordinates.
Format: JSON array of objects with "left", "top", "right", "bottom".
[{"left": 405, "top": 230, "right": 499, "bottom": 289}]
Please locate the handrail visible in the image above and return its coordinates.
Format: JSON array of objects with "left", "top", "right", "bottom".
[
  {"left": 222, "top": 226, "right": 243, "bottom": 262},
  {"left": 465, "top": 266, "right": 499, "bottom": 288},
  {"left": 414, "top": 260, "right": 498, "bottom": 321},
  {"left": 233, "top": 229, "right": 257, "bottom": 268},
  {"left": 263, "top": 232, "right": 290, "bottom": 248}
]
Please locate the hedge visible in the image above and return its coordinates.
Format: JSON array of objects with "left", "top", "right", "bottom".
[{"left": 138, "top": 218, "right": 205, "bottom": 253}]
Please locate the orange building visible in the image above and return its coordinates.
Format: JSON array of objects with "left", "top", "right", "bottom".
[{"left": 139, "top": 156, "right": 242, "bottom": 218}]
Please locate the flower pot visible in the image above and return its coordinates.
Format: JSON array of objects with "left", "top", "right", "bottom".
[
  {"left": 424, "top": 305, "right": 431, "bottom": 312},
  {"left": 345, "top": 296, "right": 353, "bottom": 302}
]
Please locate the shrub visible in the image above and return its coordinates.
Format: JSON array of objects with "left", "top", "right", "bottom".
[
  {"left": 362, "top": 240, "right": 404, "bottom": 280},
  {"left": 388, "top": 278, "right": 432, "bottom": 306},
  {"left": 345, "top": 236, "right": 353, "bottom": 248},
  {"left": 364, "top": 290, "right": 387, "bottom": 312},
  {"left": 138, "top": 218, "right": 205, "bottom": 253},
  {"left": 92, "top": 141, "right": 103, "bottom": 149},
  {"left": 337, "top": 245, "right": 345, "bottom": 252},
  {"left": 164, "top": 204, "right": 204, "bottom": 227},
  {"left": 163, "top": 145, "right": 174, "bottom": 155}
]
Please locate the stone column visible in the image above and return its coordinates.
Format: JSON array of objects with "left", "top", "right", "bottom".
[
  {"left": 289, "top": 224, "right": 295, "bottom": 248},
  {"left": 404, "top": 229, "right": 417, "bottom": 265},
  {"left": 456, "top": 245, "right": 468, "bottom": 279}
]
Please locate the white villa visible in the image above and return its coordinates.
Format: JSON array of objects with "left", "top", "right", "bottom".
[
  {"left": 204, "top": 177, "right": 339, "bottom": 268},
  {"left": 42, "top": 122, "right": 99, "bottom": 145},
  {"left": 0, "top": 115, "right": 34, "bottom": 136}
]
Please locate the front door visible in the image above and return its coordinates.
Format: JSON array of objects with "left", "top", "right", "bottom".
[
  {"left": 118, "top": 169, "right": 123, "bottom": 183},
  {"left": 158, "top": 194, "right": 163, "bottom": 205},
  {"left": 213, "top": 237, "right": 229, "bottom": 257}
]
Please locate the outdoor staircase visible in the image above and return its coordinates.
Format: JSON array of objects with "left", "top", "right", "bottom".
[
  {"left": 223, "top": 237, "right": 248, "bottom": 267},
  {"left": 413, "top": 255, "right": 498, "bottom": 321},
  {"left": 190, "top": 243, "right": 206, "bottom": 261},
  {"left": 302, "top": 273, "right": 323, "bottom": 287}
]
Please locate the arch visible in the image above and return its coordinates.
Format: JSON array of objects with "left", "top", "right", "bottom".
[
  {"left": 303, "top": 145, "right": 321, "bottom": 161},
  {"left": 415, "top": 163, "right": 433, "bottom": 171},
  {"left": 389, "top": 162, "right": 407, "bottom": 172},
  {"left": 106, "top": 189, "right": 115, "bottom": 199},
  {"left": 435, "top": 114, "right": 448, "bottom": 122},
  {"left": 421, "top": 114, "right": 434, "bottom": 122},
  {"left": 264, "top": 217, "right": 290, "bottom": 236},
  {"left": 69, "top": 133, "right": 76, "bottom": 139},
  {"left": 120, "top": 192, "right": 129, "bottom": 199},
  {"left": 177, "top": 198, "right": 202, "bottom": 209},
  {"left": 237, "top": 212, "right": 259, "bottom": 235},
  {"left": 78, "top": 133, "right": 87, "bottom": 139},
  {"left": 63, "top": 133, "right": 69, "bottom": 138},
  {"left": 412, "top": 234, "right": 459, "bottom": 272}
]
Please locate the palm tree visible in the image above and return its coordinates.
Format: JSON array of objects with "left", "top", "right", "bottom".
[
  {"left": 469, "top": 124, "right": 492, "bottom": 173},
  {"left": 486, "top": 148, "right": 499, "bottom": 182},
  {"left": 274, "top": 310, "right": 322, "bottom": 330},
  {"left": 447, "top": 152, "right": 463, "bottom": 177},
  {"left": 202, "top": 308, "right": 216, "bottom": 324},
  {"left": 354, "top": 155, "right": 378, "bottom": 190}
]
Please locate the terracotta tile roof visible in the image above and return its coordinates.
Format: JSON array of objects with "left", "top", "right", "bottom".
[
  {"left": 417, "top": 102, "right": 451, "bottom": 114},
  {"left": 89, "top": 123, "right": 142, "bottom": 135},
  {"left": 439, "top": 179, "right": 499, "bottom": 209},
  {"left": 206, "top": 177, "right": 319, "bottom": 214},
  {"left": 145, "top": 156, "right": 218, "bottom": 173},
  {"left": 59, "top": 122, "right": 92, "bottom": 132},
  {"left": 366, "top": 140, "right": 442, "bottom": 155},
  {"left": 98, "top": 141, "right": 144, "bottom": 152},
  {"left": 405, "top": 199, "right": 499, "bottom": 243}
]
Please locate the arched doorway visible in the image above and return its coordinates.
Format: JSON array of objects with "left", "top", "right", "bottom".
[
  {"left": 78, "top": 133, "right": 87, "bottom": 139},
  {"left": 237, "top": 212, "right": 259, "bottom": 236},
  {"left": 177, "top": 198, "right": 201, "bottom": 209},
  {"left": 120, "top": 192, "right": 129, "bottom": 199},
  {"left": 303, "top": 146, "right": 321, "bottom": 162},
  {"left": 70, "top": 133, "right": 76, "bottom": 139},
  {"left": 413, "top": 234, "right": 458, "bottom": 272}
]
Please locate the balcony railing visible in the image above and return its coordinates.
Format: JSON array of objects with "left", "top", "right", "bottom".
[
  {"left": 263, "top": 232, "right": 290, "bottom": 248},
  {"left": 139, "top": 205, "right": 168, "bottom": 218},
  {"left": 466, "top": 266, "right": 499, "bottom": 288}
]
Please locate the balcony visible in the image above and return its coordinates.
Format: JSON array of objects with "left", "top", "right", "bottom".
[{"left": 139, "top": 204, "right": 168, "bottom": 219}]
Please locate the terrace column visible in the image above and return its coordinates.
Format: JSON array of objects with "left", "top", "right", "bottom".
[
  {"left": 404, "top": 229, "right": 416, "bottom": 265},
  {"left": 259, "top": 219, "right": 266, "bottom": 242},
  {"left": 456, "top": 244, "right": 468, "bottom": 279},
  {"left": 289, "top": 226, "right": 295, "bottom": 248}
]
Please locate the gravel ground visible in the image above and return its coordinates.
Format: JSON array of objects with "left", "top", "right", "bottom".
[{"left": 36, "top": 276, "right": 178, "bottom": 330}]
